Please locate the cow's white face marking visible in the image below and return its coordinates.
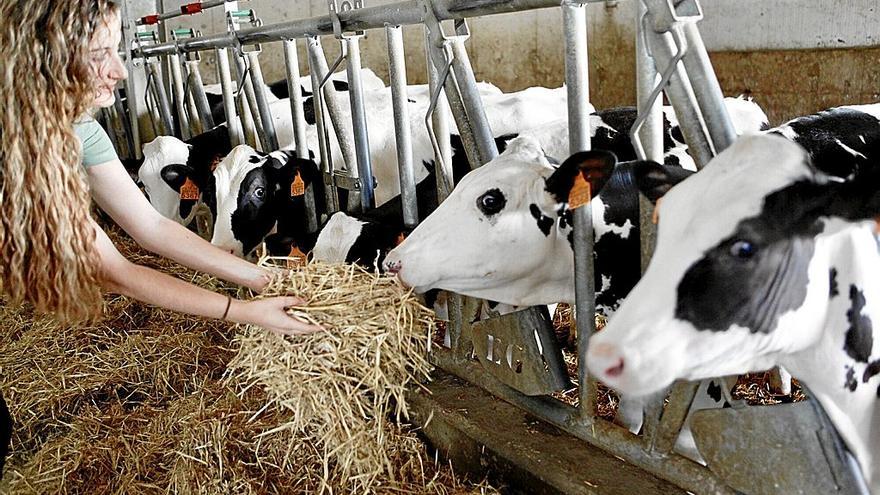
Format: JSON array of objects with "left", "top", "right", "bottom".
[
  {"left": 210, "top": 145, "right": 268, "bottom": 256},
  {"left": 139, "top": 136, "right": 193, "bottom": 224},
  {"left": 386, "top": 137, "right": 575, "bottom": 306}
]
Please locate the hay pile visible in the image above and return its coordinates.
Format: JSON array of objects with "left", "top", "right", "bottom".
[{"left": 0, "top": 225, "right": 497, "bottom": 494}]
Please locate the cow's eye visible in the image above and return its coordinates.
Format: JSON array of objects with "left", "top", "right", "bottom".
[
  {"left": 254, "top": 186, "right": 266, "bottom": 200},
  {"left": 729, "top": 240, "right": 756, "bottom": 259},
  {"left": 477, "top": 189, "right": 506, "bottom": 216}
]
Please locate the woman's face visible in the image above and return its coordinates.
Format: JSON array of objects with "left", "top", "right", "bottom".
[{"left": 89, "top": 12, "right": 127, "bottom": 108}]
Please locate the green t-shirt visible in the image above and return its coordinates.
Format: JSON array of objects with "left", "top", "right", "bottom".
[{"left": 74, "top": 117, "right": 117, "bottom": 167}]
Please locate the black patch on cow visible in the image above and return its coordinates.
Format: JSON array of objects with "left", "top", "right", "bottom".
[
  {"left": 830, "top": 268, "right": 840, "bottom": 297},
  {"left": 185, "top": 125, "right": 232, "bottom": 189},
  {"left": 345, "top": 220, "right": 400, "bottom": 268},
  {"left": 664, "top": 153, "right": 681, "bottom": 167},
  {"left": 408, "top": 98, "right": 416, "bottom": 104},
  {"left": 530, "top": 204, "right": 554, "bottom": 236},
  {"left": 476, "top": 189, "right": 506, "bottom": 217},
  {"left": 844, "top": 285, "right": 873, "bottom": 363},
  {"left": 707, "top": 380, "right": 723, "bottom": 403},
  {"left": 759, "top": 121, "right": 772, "bottom": 131},
  {"left": 248, "top": 154, "right": 261, "bottom": 163},
  {"left": 487, "top": 300, "right": 499, "bottom": 309},
  {"left": 771, "top": 108, "right": 880, "bottom": 179},
  {"left": 589, "top": 107, "right": 680, "bottom": 162},
  {"left": 268, "top": 79, "right": 290, "bottom": 100},
  {"left": 230, "top": 166, "right": 277, "bottom": 256},
  {"left": 675, "top": 178, "right": 824, "bottom": 334},
  {"left": 670, "top": 125, "right": 685, "bottom": 145},
  {"left": 631, "top": 160, "right": 694, "bottom": 204},
  {"left": 302, "top": 96, "right": 317, "bottom": 126},
  {"left": 722, "top": 401, "right": 732, "bottom": 409},
  {"left": 845, "top": 366, "right": 858, "bottom": 392},
  {"left": 863, "top": 359, "right": 880, "bottom": 383}
]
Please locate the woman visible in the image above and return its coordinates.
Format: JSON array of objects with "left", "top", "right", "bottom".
[{"left": 0, "top": 1, "right": 322, "bottom": 335}]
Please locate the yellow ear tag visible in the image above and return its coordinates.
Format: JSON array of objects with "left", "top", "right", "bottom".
[
  {"left": 290, "top": 172, "right": 306, "bottom": 197},
  {"left": 286, "top": 245, "right": 308, "bottom": 269},
  {"left": 179, "top": 177, "right": 200, "bottom": 200},
  {"left": 568, "top": 172, "right": 592, "bottom": 210}
]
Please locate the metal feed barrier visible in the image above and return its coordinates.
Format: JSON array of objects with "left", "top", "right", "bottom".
[{"left": 111, "top": 0, "right": 869, "bottom": 493}]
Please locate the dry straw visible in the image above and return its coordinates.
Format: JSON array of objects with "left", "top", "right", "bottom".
[{"left": 0, "top": 225, "right": 497, "bottom": 494}]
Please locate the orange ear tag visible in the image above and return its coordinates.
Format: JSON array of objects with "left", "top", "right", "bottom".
[
  {"left": 179, "top": 177, "right": 200, "bottom": 200},
  {"left": 286, "top": 245, "right": 308, "bottom": 269},
  {"left": 568, "top": 172, "right": 592, "bottom": 210},
  {"left": 290, "top": 172, "right": 306, "bottom": 197},
  {"left": 652, "top": 197, "right": 663, "bottom": 225}
]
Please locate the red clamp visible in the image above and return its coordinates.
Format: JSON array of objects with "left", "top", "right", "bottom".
[
  {"left": 139, "top": 14, "right": 160, "bottom": 25},
  {"left": 181, "top": 2, "right": 204, "bottom": 15}
]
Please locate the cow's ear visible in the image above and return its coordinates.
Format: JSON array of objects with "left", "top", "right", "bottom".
[
  {"left": 632, "top": 161, "right": 694, "bottom": 204},
  {"left": 545, "top": 150, "right": 617, "bottom": 204},
  {"left": 821, "top": 171, "right": 880, "bottom": 224},
  {"left": 160, "top": 164, "right": 193, "bottom": 192}
]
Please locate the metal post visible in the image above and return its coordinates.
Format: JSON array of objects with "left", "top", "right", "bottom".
[
  {"left": 186, "top": 60, "right": 216, "bottom": 130},
  {"left": 120, "top": 1, "right": 142, "bottom": 157},
  {"left": 680, "top": 22, "right": 736, "bottom": 153},
  {"left": 233, "top": 54, "right": 265, "bottom": 149},
  {"left": 245, "top": 52, "right": 279, "bottom": 151},
  {"left": 216, "top": 48, "right": 244, "bottom": 146},
  {"left": 386, "top": 24, "right": 418, "bottom": 228},
  {"left": 561, "top": 0, "right": 598, "bottom": 422},
  {"left": 113, "top": 87, "right": 136, "bottom": 159},
  {"left": 423, "top": 17, "right": 497, "bottom": 169},
  {"left": 562, "top": 0, "right": 590, "bottom": 155},
  {"left": 644, "top": 26, "right": 714, "bottom": 168},
  {"left": 344, "top": 36, "right": 375, "bottom": 211},
  {"left": 147, "top": 61, "right": 175, "bottom": 136},
  {"left": 283, "top": 38, "right": 319, "bottom": 233},
  {"left": 168, "top": 52, "right": 192, "bottom": 139},
  {"left": 635, "top": 0, "right": 664, "bottom": 271},
  {"left": 306, "top": 37, "right": 340, "bottom": 214},
  {"left": 424, "top": 26, "right": 453, "bottom": 201}
]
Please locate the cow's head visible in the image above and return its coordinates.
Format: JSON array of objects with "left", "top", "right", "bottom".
[
  {"left": 383, "top": 136, "right": 615, "bottom": 306},
  {"left": 588, "top": 134, "right": 880, "bottom": 397},
  {"left": 139, "top": 136, "right": 197, "bottom": 224},
  {"left": 210, "top": 145, "right": 322, "bottom": 257}
]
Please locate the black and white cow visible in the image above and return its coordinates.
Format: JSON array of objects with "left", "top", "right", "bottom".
[
  {"left": 586, "top": 133, "right": 880, "bottom": 490},
  {"left": 138, "top": 125, "right": 231, "bottom": 226},
  {"left": 209, "top": 86, "right": 565, "bottom": 256},
  {"left": 382, "top": 97, "right": 769, "bottom": 314}
]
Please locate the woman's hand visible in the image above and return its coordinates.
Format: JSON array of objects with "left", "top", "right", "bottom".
[{"left": 228, "top": 296, "right": 324, "bottom": 336}]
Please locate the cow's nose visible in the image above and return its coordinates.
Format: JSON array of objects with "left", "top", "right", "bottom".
[
  {"left": 384, "top": 259, "right": 402, "bottom": 274},
  {"left": 588, "top": 342, "right": 626, "bottom": 380}
]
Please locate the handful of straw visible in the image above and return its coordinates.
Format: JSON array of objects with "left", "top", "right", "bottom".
[{"left": 228, "top": 260, "right": 436, "bottom": 493}]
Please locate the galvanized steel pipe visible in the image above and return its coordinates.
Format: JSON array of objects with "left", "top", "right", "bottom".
[
  {"left": 246, "top": 52, "right": 279, "bottom": 151},
  {"left": 216, "top": 48, "right": 244, "bottom": 146},
  {"left": 386, "top": 24, "right": 418, "bottom": 228},
  {"left": 344, "top": 36, "right": 376, "bottom": 211},
  {"left": 283, "top": 38, "right": 319, "bottom": 233}
]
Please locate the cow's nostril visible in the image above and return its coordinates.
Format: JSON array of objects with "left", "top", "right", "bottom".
[
  {"left": 385, "top": 261, "right": 401, "bottom": 274},
  {"left": 604, "top": 358, "right": 624, "bottom": 378}
]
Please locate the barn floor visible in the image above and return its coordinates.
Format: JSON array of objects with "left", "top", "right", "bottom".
[{"left": 408, "top": 371, "right": 686, "bottom": 495}]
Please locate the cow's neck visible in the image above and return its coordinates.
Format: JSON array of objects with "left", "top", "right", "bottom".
[{"left": 781, "top": 226, "right": 880, "bottom": 489}]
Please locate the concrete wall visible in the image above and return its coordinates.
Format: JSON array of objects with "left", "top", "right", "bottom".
[{"left": 129, "top": 0, "right": 879, "bottom": 129}]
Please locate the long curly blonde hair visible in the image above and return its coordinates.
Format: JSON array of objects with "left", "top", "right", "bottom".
[{"left": 0, "top": 1, "right": 119, "bottom": 323}]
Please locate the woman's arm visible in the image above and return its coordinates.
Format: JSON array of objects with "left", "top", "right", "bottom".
[
  {"left": 87, "top": 159, "right": 271, "bottom": 292},
  {"left": 92, "top": 219, "right": 320, "bottom": 335}
]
